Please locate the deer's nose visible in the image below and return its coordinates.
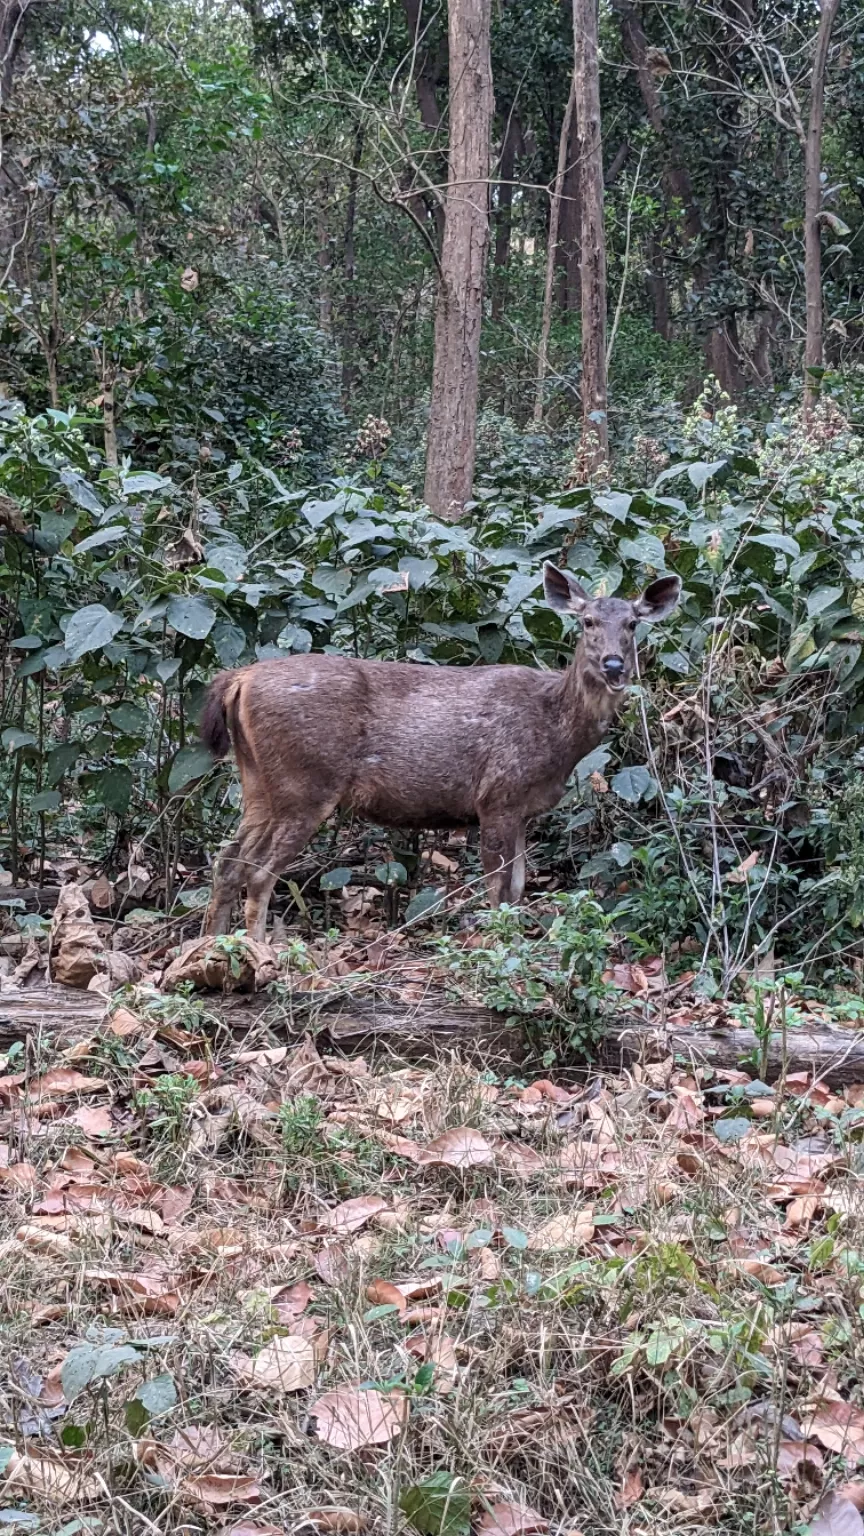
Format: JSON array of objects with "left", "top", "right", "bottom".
[{"left": 602, "top": 656, "right": 625, "bottom": 683}]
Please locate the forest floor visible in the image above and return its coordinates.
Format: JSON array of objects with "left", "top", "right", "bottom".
[{"left": 2, "top": 917, "right": 864, "bottom": 1536}]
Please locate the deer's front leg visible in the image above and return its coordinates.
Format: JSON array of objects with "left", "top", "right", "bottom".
[{"left": 479, "top": 816, "right": 523, "bottom": 906}]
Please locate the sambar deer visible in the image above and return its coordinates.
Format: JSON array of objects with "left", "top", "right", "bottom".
[{"left": 200, "top": 562, "right": 681, "bottom": 938}]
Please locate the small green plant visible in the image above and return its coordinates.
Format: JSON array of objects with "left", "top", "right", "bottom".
[
  {"left": 278, "top": 1093, "right": 324, "bottom": 1156},
  {"left": 135, "top": 1073, "right": 200, "bottom": 1142},
  {"left": 432, "top": 892, "right": 614, "bottom": 1058}
]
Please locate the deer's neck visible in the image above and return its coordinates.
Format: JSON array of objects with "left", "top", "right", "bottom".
[{"left": 558, "top": 650, "right": 620, "bottom": 755}]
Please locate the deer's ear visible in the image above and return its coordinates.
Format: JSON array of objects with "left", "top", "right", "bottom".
[
  {"left": 543, "top": 562, "right": 590, "bottom": 614},
  {"left": 634, "top": 574, "right": 681, "bottom": 622}
]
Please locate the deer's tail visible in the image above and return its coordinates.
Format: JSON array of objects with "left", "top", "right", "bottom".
[{"left": 199, "top": 671, "right": 240, "bottom": 761}]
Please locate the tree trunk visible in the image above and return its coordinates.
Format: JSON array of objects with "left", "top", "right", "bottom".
[
  {"left": 423, "top": 0, "right": 493, "bottom": 521},
  {"left": 646, "top": 235, "right": 670, "bottom": 339},
  {"left": 556, "top": 108, "right": 581, "bottom": 312},
  {"left": 491, "top": 107, "right": 520, "bottom": 320},
  {"left": 573, "top": 0, "right": 608, "bottom": 471},
  {"left": 534, "top": 82, "right": 576, "bottom": 424},
  {"left": 402, "top": 0, "right": 446, "bottom": 247},
  {"left": 803, "top": 0, "right": 840, "bottom": 420},
  {"left": 341, "top": 126, "right": 364, "bottom": 403},
  {"left": 317, "top": 179, "right": 332, "bottom": 334}
]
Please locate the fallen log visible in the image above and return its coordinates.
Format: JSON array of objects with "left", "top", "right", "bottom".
[
  {"left": 317, "top": 995, "right": 864, "bottom": 1087},
  {"left": 3, "top": 979, "right": 864, "bottom": 1087}
]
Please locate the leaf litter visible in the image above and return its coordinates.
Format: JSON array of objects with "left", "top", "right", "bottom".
[{"left": 2, "top": 979, "right": 864, "bottom": 1533}]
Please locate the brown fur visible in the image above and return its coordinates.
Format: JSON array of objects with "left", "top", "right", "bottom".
[{"left": 202, "top": 563, "right": 680, "bottom": 938}]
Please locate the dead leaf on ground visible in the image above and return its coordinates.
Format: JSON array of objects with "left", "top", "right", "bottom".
[
  {"left": 306, "top": 1509, "right": 367, "bottom": 1533},
  {"left": 809, "top": 1494, "right": 864, "bottom": 1536},
  {"left": 162, "top": 935, "right": 278, "bottom": 994},
  {"left": 477, "top": 1500, "right": 549, "bottom": 1536},
  {"left": 404, "top": 1331, "right": 459, "bottom": 1393},
  {"left": 72, "top": 1105, "right": 113, "bottom": 1137},
  {"left": 528, "top": 1209, "right": 594, "bottom": 1252},
  {"left": 26, "top": 1068, "right": 109, "bottom": 1101},
  {"left": 802, "top": 1401, "right": 864, "bottom": 1460},
  {"left": 840, "top": 1485, "right": 864, "bottom": 1513},
  {"left": 417, "top": 1126, "right": 495, "bottom": 1169},
  {"left": 366, "top": 1280, "right": 408, "bottom": 1313},
  {"left": 5, "top": 1449, "right": 101, "bottom": 1505},
  {"left": 310, "top": 1385, "right": 408, "bottom": 1450},
  {"left": 224, "top": 1525, "right": 283, "bottom": 1536},
  {"left": 775, "top": 1440, "right": 824, "bottom": 1480},
  {"left": 232, "top": 1335, "right": 317, "bottom": 1393},
  {"left": 183, "top": 1475, "right": 262, "bottom": 1510},
  {"left": 48, "top": 884, "right": 108, "bottom": 988},
  {"left": 615, "top": 1467, "right": 644, "bottom": 1509},
  {"left": 324, "top": 1194, "right": 389, "bottom": 1234}
]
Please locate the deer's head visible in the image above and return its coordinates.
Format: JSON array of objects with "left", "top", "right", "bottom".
[{"left": 543, "top": 562, "right": 681, "bottom": 694}]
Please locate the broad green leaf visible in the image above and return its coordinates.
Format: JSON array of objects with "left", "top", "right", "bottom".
[
  {"left": 277, "top": 623, "right": 313, "bottom": 653},
  {"left": 593, "top": 490, "right": 632, "bottom": 520},
  {"left": 611, "top": 765, "right": 657, "bottom": 804},
  {"left": 45, "top": 743, "right": 80, "bottom": 785},
  {"left": 404, "top": 887, "right": 446, "bottom": 923},
  {"left": 134, "top": 1373, "right": 177, "bottom": 1415},
  {"left": 618, "top": 533, "right": 666, "bottom": 569},
  {"left": 375, "top": 861, "right": 407, "bottom": 886},
  {"left": 205, "top": 543, "right": 247, "bottom": 582},
  {"left": 398, "top": 555, "right": 439, "bottom": 588},
  {"left": 748, "top": 532, "right": 800, "bottom": 558},
  {"left": 110, "top": 703, "right": 148, "bottom": 736},
  {"left": 31, "top": 790, "right": 61, "bottom": 813},
  {"left": 74, "top": 525, "right": 127, "bottom": 555},
  {"left": 320, "top": 867, "right": 353, "bottom": 891},
  {"left": 687, "top": 459, "right": 726, "bottom": 490},
  {"left": 212, "top": 621, "right": 247, "bottom": 667},
  {"left": 2, "top": 728, "right": 37, "bottom": 752},
  {"left": 65, "top": 604, "right": 125, "bottom": 661},
  {"left": 122, "top": 471, "right": 172, "bottom": 494},
  {"left": 715, "top": 1117, "right": 752, "bottom": 1143},
  {"left": 166, "top": 594, "right": 215, "bottom": 639},
  {"left": 806, "top": 585, "right": 844, "bottom": 618},
  {"left": 91, "top": 765, "right": 133, "bottom": 815},
  {"left": 59, "top": 469, "right": 103, "bottom": 514},
  {"left": 575, "top": 745, "right": 610, "bottom": 781},
  {"left": 61, "top": 1342, "right": 140, "bottom": 1400},
  {"left": 301, "top": 496, "right": 340, "bottom": 528},
  {"left": 400, "top": 1473, "right": 470, "bottom": 1536},
  {"left": 168, "top": 743, "right": 214, "bottom": 793}
]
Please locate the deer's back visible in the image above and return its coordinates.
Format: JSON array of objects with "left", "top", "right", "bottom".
[{"left": 230, "top": 653, "right": 577, "bottom": 824}]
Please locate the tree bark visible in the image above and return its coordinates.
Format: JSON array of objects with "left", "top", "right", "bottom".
[
  {"left": 803, "top": 0, "right": 840, "bottom": 420},
  {"left": 316, "top": 178, "right": 332, "bottom": 334},
  {"left": 556, "top": 107, "right": 581, "bottom": 312},
  {"left": 491, "top": 107, "right": 520, "bottom": 320},
  {"left": 573, "top": 0, "right": 608, "bottom": 471},
  {"left": 341, "top": 126, "right": 364, "bottom": 403},
  {"left": 402, "top": 0, "right": 446, "bottom": 247},
  {"left": 534, "top": 81, "right": 576, "bottom": 424},
  {"left": 646, "top": 235, "right": 670, "bottom": 339},
  {"left": 423, "top": 0, "right": 493, "bottom": 521}
]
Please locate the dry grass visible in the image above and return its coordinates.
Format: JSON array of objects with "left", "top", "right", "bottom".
[{"left": 1, "top": 985, "right": 864, "bottom": 1536}]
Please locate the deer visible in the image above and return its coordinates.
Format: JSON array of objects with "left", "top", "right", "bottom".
[{"left": 199, "top": 562, "right": 681, "bottom": 939}]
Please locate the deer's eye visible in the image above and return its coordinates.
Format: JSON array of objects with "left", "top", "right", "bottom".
[
  {"left": 629, "top": 619, "right": 638, "bottom": 631},
  {"left": 583, "top": 617, "right": 595, "bottom": 629}
]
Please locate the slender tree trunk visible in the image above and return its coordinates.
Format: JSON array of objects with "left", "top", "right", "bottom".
[
  {"left": 647, "top": 235, "right": 670, "bottom": 339},
  {"left": 341, "top": 126, "right": 364, "bottom": 403},
  {"left": 423, "top": 0, "right": 493, "bottom": 521},
  {"left": 402, "top": 0, "right": 446, "bottom": 247},
  {"left": 491, "top": 107, "right": 519, "bottom": 320},
  {"left": 317, "top": 178, "right": 332, "bottom": 334},
  {"left": 556, "top": 108, "right": 581, "bottom": 311},
  {"left": 534, "top": 82, "right": 576, "bottom": 424},
  {"left": 803, "top": 0, "right": 840, "bottom": 420},
  {"left": 573, "top": 0, "right": 608, "bottom": 471}
]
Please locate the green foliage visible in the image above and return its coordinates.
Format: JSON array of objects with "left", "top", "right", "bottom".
[{"left": 433, "top": 894, "right": 615, "bottom": 1053}]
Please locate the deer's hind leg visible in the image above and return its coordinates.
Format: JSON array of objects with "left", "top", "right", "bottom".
[
  {"left": 204, "top": 818, "right": 273, "bottom": 937},
  {"left": 242, "top": 802, "right": 336, "bottom": 941}
]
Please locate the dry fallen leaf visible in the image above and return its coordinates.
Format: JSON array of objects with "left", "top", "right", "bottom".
[
  {"left": 417, "top": 1126, "right": 495, "bottom": 1169},
  {"left": 311, "top": 1385, "right": 408, "bottom": 1450},
  {"left": 324, "top": 1194, "right": 389, "bottom": 1234},
  {"left": 306, "top": 1509, "right": 367, "bottom": 1533},
  {"left": 366, "top": 1280, "right": 408, "bottom": 1312},
  {"left": 48, "top": 883, "right": 108, "bottom": 988},
  {"left": 27, "top": 1068, "right": 109, "bottom": 1100},
  {"left": 477, "top": 1500, "right": 549, "bottom": 1536},
  {"left": 809, "top": 1494, "right": 864, "bottom": 1536},
  {"left": 6, "top": 1449, "right": 101, "bottom": 1505},
  {"left": 615, "top": 1467, "right": 644, "bottom": 1509},
  {"left": 183, "top": 1474, "right": 262, "bottom": 1510},
  {"left": 841, "top": 1486, "right": 864, "bottom": 1513},
  {"left": 802, "top": 1401, "right": 864, "bottom": 1460},
  {"left": 232, "top": 1335, "right": 317, "bottom": 1393},
  {"left": 528, "top": 1209, "right": 594, "bottom": 1252}
]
